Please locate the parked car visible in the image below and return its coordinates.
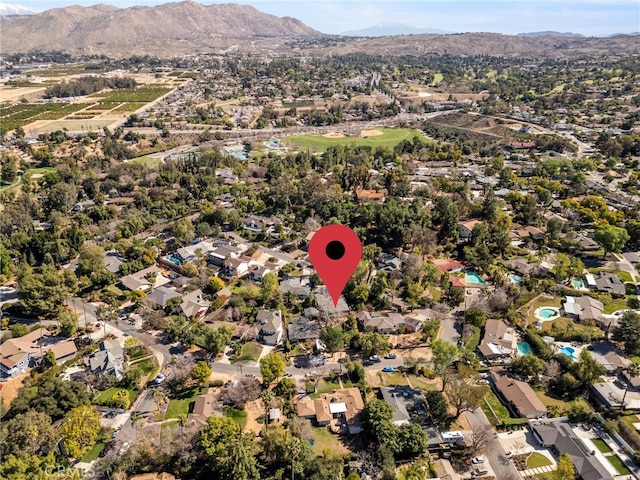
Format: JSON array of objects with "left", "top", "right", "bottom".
[
  {"left": 472, "top": 456, "right": 485, "bottom": 464},
  {"left": 384, "top": 353, "right": 397, "bottom": 359},
  {"left": 471, "top": 467, "right": 488, "bottom": 477},
  {"left": 382, "top": 367, "right": 395, "bottom": 372},
  {"left": 369, "top": 355, "right": 381, "bottom": 362},
  {"left": 118, "top": 440, "right": 131, "bottom": 455}
]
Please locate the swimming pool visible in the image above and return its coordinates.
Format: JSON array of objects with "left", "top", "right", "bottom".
[
  {"left": 264, "top": 140, "right": 283, "bottom": 148},
  {"left": 167, "top": 255, "right": 183, "bottom": 265},
  {"left": 517, "top": 342, "right": 532, "bottom": 356},
  {"left": 226, "top": 147, "right": 248, "bottom": 160},
  {"left": 571, "top": 278, "right": 585, "bottom": 289},
  {"left": 539, "top": 308, "right": 559, "bottom": 319},
  {"left": 466, "top": 271, "right": 486, "bottom": 285},
  {"left": 508, "top": 274, "right": 523, "bottom": 284},
  {"left": 559, "top": 345, "right": 578, "bottom": 361}
]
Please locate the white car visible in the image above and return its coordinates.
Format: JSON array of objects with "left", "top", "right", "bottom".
[
  {"left": 472, "top": 456, "right": 485, "bottom": 464},
  {"left": 118, "top": 440, "right": 131, "bottom": 455}
]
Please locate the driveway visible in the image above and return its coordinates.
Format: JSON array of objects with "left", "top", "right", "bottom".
[{"left": 464, "top": 408, "right": 521, "bottom": 480}]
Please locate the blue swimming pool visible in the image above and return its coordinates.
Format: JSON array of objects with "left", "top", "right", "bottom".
[
  {"left": 571, "top": 278, "right": 585, "bottom": 289},
  {"left": 509, "top": 274, "right": 523, "bottom": 284},
  {"left": 466, "top": 271, "right": 486, "bottom": 285},
  {"left": 517, "top": 342, "right": 532, "bottom": 356},
  {"left": 167, "top": 255, "right": 183, "bottom": 265},
  {"left": 559, "top": 345, "right": 577, "bottom": 361},
  {"left": 264, "top": 140, "right": 283, "bottom": 148},
  {"left": 539, "top": 308, "right": 559, "bottom": 319}
]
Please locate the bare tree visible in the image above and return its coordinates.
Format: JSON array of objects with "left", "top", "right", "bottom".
[{"left": 469, "top": 424, "right": 492, "bottom": 456}]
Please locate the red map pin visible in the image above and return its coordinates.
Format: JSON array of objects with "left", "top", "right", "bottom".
[{"left": 309, "top": 224, "right": 362, "bottom": 307}]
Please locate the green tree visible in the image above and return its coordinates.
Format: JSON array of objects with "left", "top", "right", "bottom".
[
  {"left": 1, "top": 155, "right": 18, "bottom": 183},
  {"left": 191, "top": 361, "right": 212, "bottom": 386},
  {"left": 396, "top": 422, "right": 429, "bottom": 458},
  {"left": 59, "top": 309, "right": 79, "bottom": 337},
  {"left": 208, "top": 275, "right": 225, "bottom": 293},
  {"left": 260, "top": 352, "right": 285, "bottom": 385},
  {"left": 613, "top": 311, "right": 640, "bottom": 356},
  {"left": 510, "top": 355, "right": 545, "bottom": 379},
  {"left": 358, "top": 331, "right": 391, "bottom": 356},
  {"left": 60, "top": 405, "right": 101, "bottom": 458},
  {"left": 362, "top": 398, "right": 398, "bottom": 450},
  {"left": 320, "top": 326, "right": 344, "bottom": 353},
  {"left": 17, "top": 264, "right": 78, "bottom": 317},
  {"left": 594, "top": 224, "right": 630, "bottom": 257},
  {"left": 446, "top": 365, "right": 489, "bottom": 418},
  {"left": 431, "top": 339, "right": 459, "bottom": 391},
  {"left": 622, "top": 362, "right": 640, "bottom": 410},
  {"left": 260, "top": 272, "right": 279, "bottom": 302},
  {"left": 572, "top": 349, "right": 605, "bottom": 390},
  {"left": 554, "top": 454, "right": 576, "bottom": 480},
  {"left": 464, "top": 308, "right": 486, "bottom": 328},
  {"left": 77, "top": 242, "right": 106, "bottom": 276},
  {"left": 0, "top": 409, "right": 56, "bottom": 456},
  {"left": 424, "top": 390, "right": 450, "bottom": 429}
]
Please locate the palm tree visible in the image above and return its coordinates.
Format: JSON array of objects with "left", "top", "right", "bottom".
[{"left": 621, "top": 362, "right": 640, "bottom": 410}]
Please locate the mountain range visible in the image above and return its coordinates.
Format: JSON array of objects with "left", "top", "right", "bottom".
[
  {"left": 1, "top": 2, "right": 639, "bottom": 58},
  {"left": 0, "top": 2, "right": 39, "bottom": 16},
  {"left": 341, "top": 23, "right": 453, "bottom": 37}
]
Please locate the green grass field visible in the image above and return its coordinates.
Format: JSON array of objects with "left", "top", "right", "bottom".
[
  {"left": 312, "top": 426, "right": 349, "bottom": 455},
  {"left": 231, "top": 341, "right": 263, "bottom": 364},
  {"left": 527, "top": 452, "right": 553, "bottom": 468},
  {"left": 129, "top": 155, "right": 164, "bottom": 168},
  {"left": 80, "top": 441, "right": 106, "bottom": 463},
  {"left": 224, "top": 407, "right": 248, "bottom": 429},
  {"left": 591, "top": 438, "right": 612, "bottom": 453},
  {"left": 607, "top": 455, "right": 631, "bottom": 475},
  {"left": 94, "top": 387, "right": 137, "bottom": 405},
  {"left": 165, "top": 387, "right": 199, "bottom": 419},
  {"left": 283, "top": 127, "right": 424, "bottom": 152}
]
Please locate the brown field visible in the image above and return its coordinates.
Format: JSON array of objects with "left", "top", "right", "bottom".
[
  {"left": 323, "top": 132, "right": 345, "bottom": 138},
  {"left": 0, "top": 372, "right": 29, "bottom": 409},
  {"left": 360, "top": 129, "right": 383, "bottom": 137}
]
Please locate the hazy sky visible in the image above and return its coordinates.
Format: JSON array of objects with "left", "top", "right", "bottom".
[{"left": 10, "top": 0, "right": 640, "bottom": 35}]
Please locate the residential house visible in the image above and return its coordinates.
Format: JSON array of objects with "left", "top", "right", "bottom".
[
  {"left": 220, "top": 256, "right": 254, "bottom": 280},
  {"left": 380, "top": 386, "right": 426, "bottom": 426},
  {"left": 279, "top": 277, "right": 311, "bottom": 299},
  {"left": 104, "top": 252, "right": 126, "bottom": 274},
  {"left": 0, "top": 328, "right": 77, "bottom": 378},
  {"left": 457, "top": 219, "right": 483, "bottom": 241},
  {"left": 146, "top": 286, "right": 181, "bottom": 309},
  {"left": 175, "top": 241, "right": 215, "bottom": 264},
  {"left": 531, "top": 420, "right": 614, "bottom": 480},
  {"left": 314, "top": 286, "right": 349, "bottom": 317},
  {"left": 242, "top": 215, "right": 281, "bottom": 234},
  {"left": 208, "top": 245, "right": 242, "bottom": 267},
  {"left": 493, "top": 372, "right": 547, "bottom": 418},
  {"left": 88, "top": 340, "right": 125, "bottom": 381},
  {"left": 180, "top": 289, "right": 210, "bottom": 318},
  {"left": 257, "top": 310, "right": 283, "bottom": 346},
  {"left": 478, "top": 319, "right": 517, "bottom": 360},
  {"left": 377, "top": 253, "right": 402, "bottom": 273},
  {"left": 355, "top": 189, "right": 385, "bottom": 203},
  {"left": 295, "top": 387, "right": 364, "bottom": 434},
  {"left": 287, "top": 316, "right": 320, "bottom": 343},
  {"left": 507, "top": 258, "right": 538, "bottom": 276},
  {"left": 190, "top": 392, "right": 220, "bottom": 426},
  {"left": 593, "top": 272, "right": 626, "bottom": 297},
  {"left": 563, "top": 296, "right": 604, "bottom": 325},
  {"left": 432, "top": 258, "right": 464, "bottom": 274},
  {"left": 357, "top": 311, "right": 423, "bottom": 334},
  {"left": 120, "top": 265, "right": 171, "bottom": 292},
  {"left": 576, "top": 235, "right": 600, "bottom": 251},
  {"left": 589, "top": 340, "right": 631, "bottom": 375}
]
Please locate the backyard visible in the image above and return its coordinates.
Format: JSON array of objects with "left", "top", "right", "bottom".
[
  {"left": 224, "top": 407, "right": 248, "bottom": 429},
  {"left": 526, "top": 452, "right": 553, "bottom": 468},
  {"left": 312, "top": 425, "right": 349, "bottom": 455},
  {"left": 165, "top": 387, "right": 199, "bottom": 419}
]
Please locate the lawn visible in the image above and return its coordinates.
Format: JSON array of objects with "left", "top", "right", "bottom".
[
  {"left": 380, "top": 371, "right": 409, "bottom": 386},
  {"left": 465, "top": 326, "right": 481, "bottom": 352},
  {"left": 283, "top": 127, "right": 423, "bottom": 152},
  {"left": 539, "top": 317, "right": 603, "bottom": 341},
  {"left": 526, "top": 452, "right": 552, "bottom": 468},
  {"left": 224, "top": 407, "right": 248, "bottom": 429},
  {"left": 80, "top": 441, "right": 106, "bottom": 463},
  {"left": 535, "top": 391, "right": 571, "bottom": 410},
  {"left": 231, "top": 341, "right": 263, "bottom": 364},
  {"left": 607, "top": 455, "right": 631, "bottom": 475},
  {"left": 94, "top": 387, "right": 137, "bottom": 405},
  {"left": 311, "top": 426, "right": 349, "bottom": 455},
  {"left": 590, "top": 438, "right": 612, "bottom": 453},
  {"left": 524, "top": 295, "right": 562, "bottom": 324},
  {"left": 165, "top": 387, "right": 199, "bottom": 419},
  {"left": 407, "top": 374, "right": 437, "bottom": 391},
  {"left": 603, "top": 299, "right": 632, "bottom": 315},
  {"left": 129, "top": 155, "right": 163, "bottom": 168},
  {"left": 316, "top": 378, "right": 341, "bottom": 394},
  {"left": 482, "top": 390, "right": 523, "bottom": 427}
]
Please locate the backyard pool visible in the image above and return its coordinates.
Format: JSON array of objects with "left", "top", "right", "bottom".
[
  {"left": 264, "top": 140, "right": 284, "bottom": 149},
  {"left": 167, "top": 255, "right": 183, "bottom": 265},
  {"left": 534, "top": 306, "right": 561, "bottom": 321},
  {"left": 508, "top": 274, "right": 523, "bottom": 284},
  {"left": 558, "top": 345, "right": 578, "bottom": 361},
  {"left": 466, "top": 271, "right": 486, "bottom": 285},
  {"left": 571, "top": 278, "right": 585, "bottom": 289},
  {"left": 517, "top": 342, "right": 533, "bottom": 356},
  {"left": 225, "top": 146, "right": 248, "bottom": 160}
]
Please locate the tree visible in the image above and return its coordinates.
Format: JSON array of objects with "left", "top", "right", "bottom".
[
  {"left": 572, "top": 349, "right": 605, "bottom": 391},
  {"left": 362, "top": 398, "right": 398, "bottom": 450},
  {"left": 464, "top": 308, "right": 486, "bottom": 328},
  {"left": 260, "top": 352, "right": 285, "bottom": 385},
  {"left": 396, "top": 422, "right": 429, "bottom": 458},
  {"left": 58, "top": 309, "right": 79, "bottom": 337},
  {"left": 260, "top": 272, "right": 279, "bottom": 302},
  {"left": 554, "top": 454, "right": 576, "bottom": 480},
  {"left": 17, "top": 264, "right": 77, "bottom": 317},
  {"left": 446, "top": 365, "right": 489, "bottom": 418},
  {"left": 424, "top": 390, "right": 450, "bottom": 429},
  {"left": 510, "top": 355, "right": 545, "bottom": 379},
  {"left": 191, "top": 361, "right": 212, "bottom": 386},
  {"left": 320, "top": 326, "right": 344, "bottom": 353},
  {"left": 203, "top": 324, "right": 234, "bottom": 356},
  {"left": 208, "top": 275, "right": 225, "bottom": 293},
  {"left": 613, "top": 311, "right": 640, "bottom": 356},
  {"left": 594, "top": 224, "right": 630, "bottom": 257},
  {"left": 0, "top": 409, "right": 56, "bottom": 456},
  {"left": 60, "top": 405, "right": 101, "bottom": 458},
  {"left": 469, "top": 424, "right": 492, "bottom": 456},
  {"left": 77, "top": 242, "right": 106, "bottom": 276},
  {"left": 358, "top": 331, "right": 391, "bottom": 356},
  {"left": 1, "top": 155, "right": 18, "bottom": 183},
  {"left": 431, "top": 339, "right": 459, "bottom": 391}
]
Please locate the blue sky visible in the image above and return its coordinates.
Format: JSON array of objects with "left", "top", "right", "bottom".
[{"left": 9, "top": 0, "right": 640, "bottom": 35}]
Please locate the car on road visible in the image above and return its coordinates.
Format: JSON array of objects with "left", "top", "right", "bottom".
[
  {"left": 283, "top": 372, "right": 292, "bottom": 377},
  {"left": 384, "top": 353, "right": 397, "bottom": 359},
  {"left": 382, "top": 367, "right": 395, "bottom": 372},
  {"left": 472, "top": 456, "right": 485, "bottom": 464},
  {"left": 150, "top": 373, "right": 166, "bottom": 385},
  {"left": 369, "top": 355, "right": 381, "bottom": 362}
]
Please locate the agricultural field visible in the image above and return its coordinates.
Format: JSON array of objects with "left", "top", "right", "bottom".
[
  {"left": 0, "top": 102, "right": 91, "bottom": 133},
  {"left": 283, "top": 127, "right": 424, "bottom": 152},
  {"left": 89, "top": 86, "right": 173, "bottom": 103}
]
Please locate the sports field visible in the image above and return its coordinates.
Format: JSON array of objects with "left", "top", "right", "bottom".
[{"left": 283, "top": 127, "right": 424, "bottom": 152}]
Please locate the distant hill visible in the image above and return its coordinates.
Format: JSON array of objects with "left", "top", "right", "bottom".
[
  {"left": 341, "top": 22, "right": 453, "bottom": 37},
  {"left": 517, "top": 31, "right": 584, "bottom": 37},
  {"left": 0, "top": 3, "right": 39, "bottom": 16},
  {"left": 0, "top": 1, "right": 319, "bottom": 56}
]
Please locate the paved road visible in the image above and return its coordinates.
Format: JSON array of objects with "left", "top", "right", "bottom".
[{"left": 464, "top": 408, "right": 520, "bottom": 480}]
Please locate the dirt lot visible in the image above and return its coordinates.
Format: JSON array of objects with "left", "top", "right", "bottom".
[
  {"left": 360, "top": 129, "right": 383, "bottom": 137},
  {"left": 323, "top": 132, "right": 345, "bottom": 138},
  {"left": 0, "top": 372, "right": 30, "bottom": 409},
  {"left": 244, "top": 398, "right": 265, "bottom": 436}
]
